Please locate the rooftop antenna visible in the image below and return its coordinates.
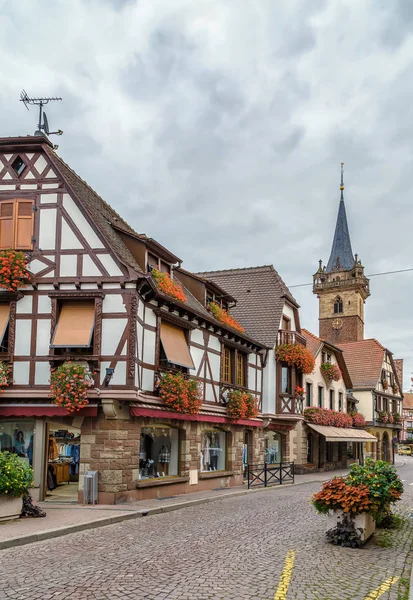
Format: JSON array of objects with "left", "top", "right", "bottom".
[{"left": 20, "top": 90, "right": 63, "bottom": 139}]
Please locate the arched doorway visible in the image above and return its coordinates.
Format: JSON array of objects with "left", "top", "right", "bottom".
[{"left": 382, "top": 432, "right": 390, "bottom": 462}]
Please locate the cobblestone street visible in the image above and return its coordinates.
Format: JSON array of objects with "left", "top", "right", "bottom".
[{"left": 0, "top": 463, "right": 412, "bottom": 600}]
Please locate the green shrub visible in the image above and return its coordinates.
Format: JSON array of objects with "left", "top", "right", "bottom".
[{"left": 0, "top": 451, "right": 33, "bottom": 497}]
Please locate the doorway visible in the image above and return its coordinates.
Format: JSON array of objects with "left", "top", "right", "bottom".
[
  {"left": 243, "top": 430, "right": 253, "bottom": 479},
  {"left": 44, "top": 422, "right": 81, "bottom": 503},
  {"left": 382, "top": 432, "right": 390, "bottom": 463}
]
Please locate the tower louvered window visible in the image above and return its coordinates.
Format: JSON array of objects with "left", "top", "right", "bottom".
[
  {"left": 0, "top": 199, "right": 34, "bottom": 250},
  {"left": 334, "top": 296, "right": 343, "bottom": 314}
]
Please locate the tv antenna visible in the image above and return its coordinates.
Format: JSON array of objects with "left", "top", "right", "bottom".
[{"left": 20, "top": 90, "right": 63, "bottom": 138}]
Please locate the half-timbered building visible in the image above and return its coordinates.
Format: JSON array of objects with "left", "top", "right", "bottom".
[{"left": 0, "top": 135, "right": 270, "bottom": 504}]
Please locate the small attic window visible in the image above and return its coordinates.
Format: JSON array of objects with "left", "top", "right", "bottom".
[{"left": 11, "top": 156, "right": 26, "bottom": 177}]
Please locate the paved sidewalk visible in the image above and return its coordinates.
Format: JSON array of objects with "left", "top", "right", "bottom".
[{"left": 0, "top": 469, "right": 350, "bottom": 550}]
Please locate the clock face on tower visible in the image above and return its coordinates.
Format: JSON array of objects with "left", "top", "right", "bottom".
[{"left": 333, "top": 318, "right": 343, "bottom": 330}]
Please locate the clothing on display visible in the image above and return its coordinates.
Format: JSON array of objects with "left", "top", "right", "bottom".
[
  {"left": 0, "top": 432, "right": 12, "bottom": 452},
  {"left": 139, "top": 427, "right": 178, "bottom": 479},
  {"left": 201, "top": 430, "right": 225, "bottom": 472}
]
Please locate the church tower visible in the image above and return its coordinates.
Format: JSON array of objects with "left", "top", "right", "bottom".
[{"left": 313, "top": 164, "right": 370, "bottom": 344}]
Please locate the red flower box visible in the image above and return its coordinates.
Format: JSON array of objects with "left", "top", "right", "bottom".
[
  {"left": 226, "top": 390, "right": 258, "bottom": 420},
  {"left": 275, "top": 344, "right": 315, "bottom": 375},
  {"left": 152, "top": 269, "right": 187, "bottom": 304},
  {"left": 208, "top": 302, "right": 245, "bottom": 333}
]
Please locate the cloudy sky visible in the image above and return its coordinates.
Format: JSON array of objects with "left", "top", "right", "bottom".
[{"left": 1, "top": 0, "right": 412, "bottom": 388}]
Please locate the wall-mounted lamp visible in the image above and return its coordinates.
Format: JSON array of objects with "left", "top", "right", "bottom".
[{"left": 104, "top": 367, "right": 115, "bottom": 387}]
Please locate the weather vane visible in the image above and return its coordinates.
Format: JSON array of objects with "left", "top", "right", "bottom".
[{"left": 20, "top": 90, "right": 63, "bottom": 141}]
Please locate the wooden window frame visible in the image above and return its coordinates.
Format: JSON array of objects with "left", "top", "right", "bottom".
[
  {"left": 305, "top": 382, "right": 312, "bottom": 407},
  {"left": 329, "top": 389, "right": 334, "bottom": 410},
  {"left": 281, "top": 365, "right": 292, "bottom": 395},
  {"left": 158, "top": 322, "right": 192, "bottom": 374},
  {"left": 281, "top": 316, "right": 291, "bottom": 331},
  {"left": 0, "top": 199, "right": 34, "bottom": 251},
  {"left": 338, "top": 391, "right": 343, "bottom": 412},
  {"left": 222, "top": 345, "right": 248, "bottom": 388},
  {"left": 235, "top": 352, "right": 246, "bottom": 387},
  {"left": 318, "top": 386, "right": 323, "bottom": 408}
]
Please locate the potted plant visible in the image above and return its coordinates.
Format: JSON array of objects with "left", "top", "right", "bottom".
[
  {"left": 0, "top": 451, "right": 33, "bottom": 521},
  {"left": 320, "top": 362, "right": 342, "bottom": 382},
  {"left": 50, "top": 362, "right": 94, "bottom": 414},
  {"left": 226, "top": 390, "right": 258, "bottom": 420},
  {"left": 157, "top": 371, "right": 203, "bottom": 415},
  {"left": 275, "top": 344, "right": 315, "bottom": 375},
  {"left": 312, "top": 476, "right": 375, "bottom": 545},
  {"left": 381, "top": 378, "right": 388, "bottom": 391}
]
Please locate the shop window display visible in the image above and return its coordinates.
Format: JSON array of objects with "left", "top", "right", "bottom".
[
  {"left": 139, "top": 426, "right": 179, "bottom": 480},
  {"left": 0, "top": 420, "right": 34, "bottom": 466},
  {"left": 264, "top": 431, "right": 282, "bottom": 464},
  {"left": 201, "top": 429, "right": 226, "bottom": 472}
]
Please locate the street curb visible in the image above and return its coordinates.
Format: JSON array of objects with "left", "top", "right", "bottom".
[{"left": 0, "top": 477, "right": 330, "bottom": 551}]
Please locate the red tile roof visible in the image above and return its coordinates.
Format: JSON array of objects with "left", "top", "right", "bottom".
[
  {"left": 394, "top": 359, "right": 404, "bottom": 389},
  {"left": 339, "top": 339, "right": 385, "bottom": 389},
  {"left": 403, "top": 393, "right": 413, "bottom": 409},
  {"left": 301, "top": 329, "right": 322, "bottom": 357},
  {"left": 301, "top": 329, "right": 352, "bottom": 388}
]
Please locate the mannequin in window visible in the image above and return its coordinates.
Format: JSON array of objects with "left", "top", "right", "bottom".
[
  {"left": 209, "top": 433, "right": 220, "bottom": 471},
  {"left": 14, "top": 431, "right": 26, "bottom": 457},
  {"left": 158, "top": 444, "right": 171, "bottom": 477},
  {"left": 0, "top": 431, "right": 12, "bottom": 452}
]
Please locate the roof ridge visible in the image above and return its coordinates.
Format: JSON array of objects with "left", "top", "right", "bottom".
[
  {"left": 340, "top": 338, "right": 386, "bottom": 350},
  {"left": 196, "top": 265, "right": 274, "bottom": 275},
  {"left": 302, "top": 328, "right": 320, "bottom": 341}
]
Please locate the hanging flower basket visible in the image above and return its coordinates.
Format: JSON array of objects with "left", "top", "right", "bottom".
[
  {"left": 392, "top": 384, "right": 399, "bottom": 395},
  {"left": 275, "top": 344, "right": 315, "bottom": 375},
  {"left": 226, "top": 390, "right": 258, "bottom": 420},
  {"left": 50, "top": 362, "right": 94, "bottom": 414},
  {"left": 294, "top": 385, "right": 305, "bottom": 399},
  {"left": 157, "top": 371, "right": 202, "bottom": 415},
  {"left": 0, "top": 250, "right": 30, "bottom": 291},
  {"left": 304, "top": 407, "right": 353, "bottom": 428},
  {"left": 208, "top": 302, "right": 245, "bottom": 333},
  {"left": 0, "top": 361, "right": 12, "bottom": 391},
  {"left": 151, "top": 269, "right": 187, "bottom": 304},
  {"left": 320, "top": 362, "right": 342, "bottom": 382},
  {"left": 381, "top": 379, "right": 388, "bottom": 390}
]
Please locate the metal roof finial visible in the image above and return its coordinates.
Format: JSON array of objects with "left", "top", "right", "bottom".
[{"left": 340, "top": 162, "right": 344, "bottom": 201}]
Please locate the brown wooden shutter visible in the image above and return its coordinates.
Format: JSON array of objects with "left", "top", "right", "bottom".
[
  {"left": 0, "top": 202, "right": 15, "bottom": 250},
  {"left": 160, "top": 322, "right": 194, "bottom": 369},
  {"left": 15, "top": 200, "right": 34, "bottom": 250},
  {"left": 0, "top": 304, "right": 10, "bottom": 345}
]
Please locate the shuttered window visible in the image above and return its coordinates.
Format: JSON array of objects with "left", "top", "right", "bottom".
[
  {"left": 160, "top": 322, "right": 194, "bottom": 369},
  {"left": 0, "top": 304, "right": 10, "bottom": 347},
  {"left": 0, "top": 199, "right": 34, "bottom": 250},
  {"left": 51, "top": 301, "right": 95, "bottom": 348}
]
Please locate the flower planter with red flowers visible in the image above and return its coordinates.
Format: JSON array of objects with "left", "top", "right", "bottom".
[
  {"left": 50, "top": 362, "right": 94, "bottom": 414},
  {"left": 226, "top": 390, "right": 258, "bottom": 420},
  {"left": 381, "top": 379, "right": 388, "bottom": 391},
  {"left": 320, "top": 362, "right": 342, "bottom": 382},
  {"left": 349, "top": 411, "right": 366, "bottom": 428},
  {"left": 392, "top": 384, "right": 399, "bottom": 395},
  {"left": 377, "top": 410, "right": 394, "bottom": 424},
  {"left": 0, "top": 250, "right": 30, "bottom": 291},
  {"left": 208, "top": 302, "right": 245, "bottom": 333},
  {"left": 304, "top": 407, "right": 353, "bottom": 428},
  {"left": 275, "top": 343, "right": 315, "bottom": 375},
  {"left": 294, "top": 385, "right": 305, "bottom": 399},
  {"left": 0, "top": 361, "right": 12, "bottom": 392},
  {"left": 151, "top": 269, "right": 187, "bottom": 304},
  {"left": 157, "top": 371, "right": 203, "bottom": 415}
]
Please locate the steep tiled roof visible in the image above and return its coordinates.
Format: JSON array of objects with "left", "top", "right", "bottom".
[
  {"left": 327, "top": 198, "right": 354, "bottom": 272},
  {"left": 339, "top": 339, "right": 385, "bottom": 389},
  {"left": 196, "top": 265, "right": 297, "bottom": 347},
  {"left": 394, "top": 359, "right": 404, "bottom": 390},
  {"left": 403, "top": 393, "right": 413, "bottom": 410},
  {"left": 301, "top": 329, "right": 322, "bottom": 357},
  {"left": 44, "top": 146, "right": 145, "bottom": 275}
]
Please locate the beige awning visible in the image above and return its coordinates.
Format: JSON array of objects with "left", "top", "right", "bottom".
[
  {"left": 0, "top": 304, "right": 10, "bottom": 345},
  {"left": 51, "top": 301, "right": 95, "bottom": 348},
  {"left": 307, "top": 423, "right": 377, "bottom": 443},
  {"left": 160, "top": 322, "right": 194, "bottom": 369}
]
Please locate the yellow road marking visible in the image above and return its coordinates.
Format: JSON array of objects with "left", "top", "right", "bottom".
[
  {"left": 364, "top": 576, "right": 399, "bottom": 599},
  {"left": 274, "top": 549, "right": 296, "bottom": 600}
]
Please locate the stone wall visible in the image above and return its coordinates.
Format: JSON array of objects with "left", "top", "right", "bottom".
[{"left": 79, "top": 413, "right": 275, "bottom": 504}]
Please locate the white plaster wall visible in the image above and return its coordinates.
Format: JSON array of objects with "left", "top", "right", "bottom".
[
  {"left": 190, "top": 346, "right": 204, "bottom": 375},
  {"left": 205, "top": 383, "right": 214, "bottom": 402},
  {"left": 142, "top": 330, "right": 156, "bottom": 365},
  {"left": 38, "top": 295, "right": 52, "bottom": 314},
  {"left": 36, "top": 319, "right": 51, "bottom": 355},
  {"left": 100, "top": 361, "right": 126, "bottom": 385},
  {"left": 102, "top": 295, "right": 126, "bottom": 313},
  {"left": 208, "top": 334, "right": 221, "bottom": 352},
  {"left": 281, "top": 304, "right": 296, "bottom": 330},
  {"left": 40, "top": 193, "right": 57, "bottom": 204},
  {"left": 63, "top": 194, "right": 104, "bottom": 248},
  {"left": 61, "top": 218, "right": 83, "bottom": 249},
  {"left": 137, "top": 322, "right": 144, "bottom": 362},
  {"left": 38, "top": 209, "right": 57, "bottom": 250},
  {"left": 16, "top": 295, "right": 33, "bottom": 314},
  {"left": 101, "top": 319, "right": 127, "bottom": 355},
  {"left": 14, "top": 362, "right": 30, "bottom": 385},
  {"left": 60, "top": 254, "right": 78, "bottom": 277},
  {"left": 248, "top": 367, "right": 256, "bottom": 391},
  {"left": 98, "top": 254, "right": 123, "bottom": 277},
  {"left": 35, "top": 362, "right": 50, "bottom": 385},
  {"left": 83, "top": 255, "right": 102, "bottom": 277},
  {"left": 304, "top": 348, "right": 346, "bottom": 411},
  {"left": 14, "top": 321, "right": 32, "bottom": 355},
  {"left": 144, "top": 308, "right": 157, "bottom": 328},
  {"left": 190, "top": 329, "right": 204, "bottom": 346},
  {"left": 138, "top": 300, "right": 144, "bottom": 321},
  {"left": 262, "top": 352, "right": 276, "bottom": 414},
  {"left": 351, "top": 390, "right": 373, "bottom": 422}
]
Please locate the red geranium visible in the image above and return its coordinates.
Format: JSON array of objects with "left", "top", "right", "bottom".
[
  {"left": 0, "top": 250, "right": 30, "bottom": 291},
  {"left": 320, "top": 362, "right": 342, "bottom": 382},
  {"left": 304, "top": 407, "right": 353, "bottom": 428},
  {"left": 275, "top": 344, "right": 315, "bottom": 375},
  {"left": 152, "top": 269, "right": 187, "bottom": 304},
  {"left": 208, "top": 302, "right": 245, "bottom": 333},
  {"left": 226, "top": 390, "right": 258, "bottom": 420},
  {"left": 50, "top": 362, "right": 93, "bottom": 413},
  {"left": 157, "top": 371, "right": 202, "bottom": 415}
]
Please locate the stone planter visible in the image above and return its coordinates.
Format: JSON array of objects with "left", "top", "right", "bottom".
[
  {"left": 0, "top": 495, "right": 22, "bottom": 522},
  {"left": 327, "top": 509, "right": 376, "bottom": 543}
]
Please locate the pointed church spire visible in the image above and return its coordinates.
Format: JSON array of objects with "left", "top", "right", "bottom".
[{"left": 326, "top": 163, "right": 354, "bottom": 272}]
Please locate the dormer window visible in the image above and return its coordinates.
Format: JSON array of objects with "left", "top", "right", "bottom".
[
  {"left": 11, "top": 156, "right": 26, "bottom": 177},
  {"left": 334, "top": 296, "right": 343, "bottom": 314},
  {"left": 147, "top": 252, "right": 171, "bottom": 274},
  {"left": 205, "top": 289, "right": 228, "bottom": 311}
]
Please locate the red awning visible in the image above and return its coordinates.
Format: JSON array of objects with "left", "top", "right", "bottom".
[
  {"left": 130, "top": 406, "right": 262, "bottom": 427},
  {"left": 0, "top": 405, "right": 98, "bottom": 417}
]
